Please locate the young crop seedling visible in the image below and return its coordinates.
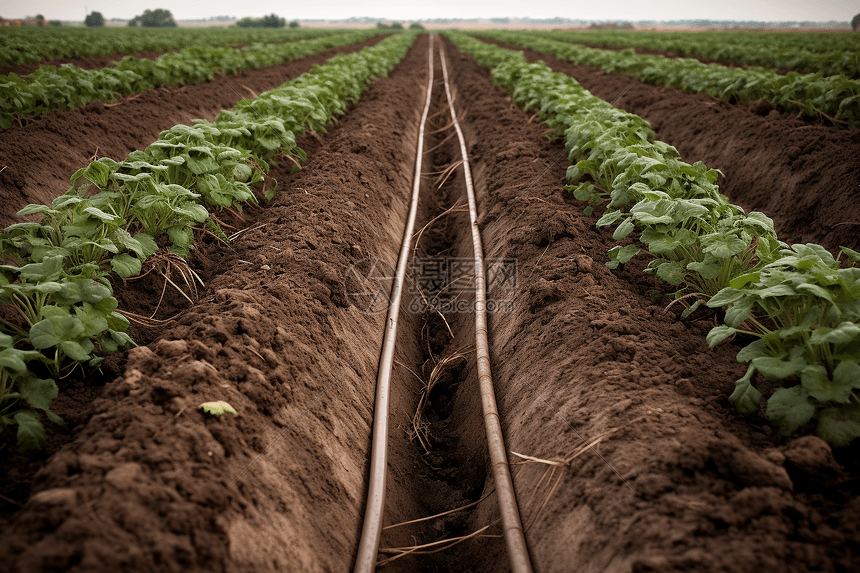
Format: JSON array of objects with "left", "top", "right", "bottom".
[{"left": 200, "top": 401, "right": 237, "bottom": 416}]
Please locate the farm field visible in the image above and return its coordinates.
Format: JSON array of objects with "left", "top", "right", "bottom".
[
  {"left": 531, "top": 28, "right": 860, "bottom": 77},
  {"left": 0, "top": 30, "right": 859, "bottom": 572},
  {"left": 0, "top": 26, "right": 345, "bottom": 69},
  {"left": 0, "top": 30, "right": 383, "bottom": 129}
]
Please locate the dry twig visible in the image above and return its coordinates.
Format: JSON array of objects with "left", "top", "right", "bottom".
[{"left": 409, "top": 348, "right": 471, "bottom": 453}]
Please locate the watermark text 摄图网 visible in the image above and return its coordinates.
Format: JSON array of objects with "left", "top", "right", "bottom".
[{"left": 343, "top": 256, "right": 518, "bottom": 315}]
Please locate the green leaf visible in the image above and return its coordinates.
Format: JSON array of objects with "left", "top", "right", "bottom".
[
  {"left": 18, "top": 377, "right": 58, "bottom": 411},
  {"left": 74, "top": 304, "right": 109, "bottom": 338},
  {"left": 833, "top": 360, "right": 860, "bottom": 391},
  {"left": 629, "top": 200, "right": 674, "bottom": 225},
  {"left": 571, "top": 182, "right": 596, "bottom": 202},
  {"left": 686, "top": 257, "right": 722, "bottom": 280},
  {"left": 730, "top": 272, "right": 760, "bottom": 290},
  {"left": 63, "top": 237, "right": 119, "bottom": 255},
  {"left": 45, "top": 410, "right": 64, "bottom": 426},
  {"left": 655, "top": 260, "right": 686, "bottom": 286},
  {"left": 794, "top": 243, "right": 837, "bottom": 266},
  {"left": 17, "top": 204, "right": 60, "bottom": 217},
  {"left": 200, "top": 401, "right": 238, "bottom": 416},
  {"left": 264, "top": 179, "right": 278, "bottom": 201},
  {"left": 14, "top": 410, "right": 45, "bottom": 451},
  {"left": 82, "top": 206, "right": 118, "bottom": 222},
  {"left": 707, "top": 325, "right": 736, "bottom": 346},
  {"left": 106, "top": 312, "right": 130, "bottom": 332},
  {"left": 752, "top": 355, "right": 806, "bottom": 381},
  {"left": 701, "top": 232, "right": 746, "bottom": 259},
  {"left": 766, "top": 386, "right": 816, "bottom": 434},
  {"left": 730, "top": 365, "right": 762, "bottom": 414},
  {"left": 809, "top": 322, "right": 860, "bottom": 345},
  {"left": 801, "top": 364, "right": 854, "bottom": 403},
  {"left": 606, "top": 244, "right": 640, "bottom": 269},
  {"left": 724, "top": 297, "right": 755, "bottom": 327},
  {"left": 110, "top": 253, "right": 142, "bottom": 279},
  {"left": 737, "top": 339, "right": 770, "bottom": 363},
  {"left": 796, "top": 283, "right": 834, "bottom": 304},
  {"left": 742, "top": 212, "right": 775, "bottom": 234},
  {"left": 596, "top": 209, "right": 622, "bottom": 227},
  {"left": 59, "top": 339, "right": 94, "bottom": 362},
  {"left": 0, "top": 346, "right": 46, "bottom": 373},
  {"left": 680, "top": 299, "right": 702, "bottom": 319},
  {"left": 166, "top": 226, "right": 194, "bottom": 255},
  {"left": 18, "top": 255, "right": 64, "bottom": 282},
  {"left": 53, "top": 195, "right": 83, "bottom": 210},
  {"left": 707, "top": 287, "right": 743, "bottom": 308},
  {"left": 137, "top": 233, "right": 159, "bottom": 257},
  {"left": 30, "top": 315, "right": 86, "bottom": 350},
  {"left": 612, "top": 218, "right": 635, "bottom": 240},
  {"left": 816, "top": 404, "right": 860, "bottom": 447},
  {"left": 113, "top": 228, "right": 157, "bottom": 258},
  {"left": 112, "top": 172, "right": 153, "bottom": 183},
  {"left": 840, "top": 246, "right": 860, "bottom": 264},
  {"left": 757, "top": 284, "right": 796, "bottom": 299},
  {"left": 56, "top": 280, "right": 112, "bottom": 306}
]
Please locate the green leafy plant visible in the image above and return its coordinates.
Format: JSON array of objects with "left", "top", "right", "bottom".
[
  {"left": 0, "top": 26, "right": 349, "bottom": 68},
  {"left": 537, "top": 28, "right": 860, "bottom": 79},
  {"left": 706, "top": 245, "right": 860, "bottom": 445},
  {"left": 0, "top": 31, "right": 419, "bottom": 450},
  {"left": 446, "top": 30, "right": 860, "bottom": 446},
  {"left": 0, "top": 332, "right": 61, "bottom": 450},
  {"left": 0, "top": 29, "right": 383, "bottom": 129},
  {"left": 470, "top": 30, "right": 860, "bottom": 126}
]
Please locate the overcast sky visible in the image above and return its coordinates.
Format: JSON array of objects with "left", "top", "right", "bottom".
[{"left": 1, "top": 0, "right": 856, "bottom": 22}]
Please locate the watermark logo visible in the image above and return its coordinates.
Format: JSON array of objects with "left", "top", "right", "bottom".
[
  {"left": 344, "top": 256, "right": 518, "bottom": 315},
  {"left": 342, "top": 257, "right": 397, "bottom": 315}
]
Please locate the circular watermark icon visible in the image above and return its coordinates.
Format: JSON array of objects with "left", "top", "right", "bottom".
[{"left": 343, "top": 257, "right": 396, "bottom": 315}]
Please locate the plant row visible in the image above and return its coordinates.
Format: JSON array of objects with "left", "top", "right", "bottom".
[
  {"left": 469, "top": 30, "right": 860, "bottom": 127},
  {"left": 0, "top": 31, "right": 418, "bottom": 451},
  {"left": 538, "top": 29, "right": 860, "bottom": 79},
  {"left": 0, "top": 26, "right": 345, "bottom": 67},
  {"left": 0, "top": 30, "right": 383, "bottom": 129},
  {"left": 445, "top": 31, "right": 860, "bottom": 447}
]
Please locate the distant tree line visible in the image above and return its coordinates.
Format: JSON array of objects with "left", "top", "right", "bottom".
[
  {"left": 128, "top": 9, "right": 177, "bottom": 27},
  {"left": 236, "top": 14, "right": 297, "bottom": 28},
  {"left": 84, "top": 11, "right": 105, "bottom": 27},
  {"left": 853, "top": 12, "right": 860, "bottom": 31},
  {"left": 375, "top": 22, "right": 424, "bottom": 30}
]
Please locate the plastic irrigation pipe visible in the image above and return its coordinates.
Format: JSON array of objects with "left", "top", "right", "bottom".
[
  {"left": 353, "top": 34, "right": 435, "bottom": 573},
  {"left": 439, "top": 43, "right": 534, "bottom": 573}
]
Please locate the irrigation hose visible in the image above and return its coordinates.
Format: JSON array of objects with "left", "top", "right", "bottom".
[
  {"left": 353, "top": 34, "right": 436, "bottom": 573},
  {"left": 439, "top": 43, "right": 535, "bottom": 573}
]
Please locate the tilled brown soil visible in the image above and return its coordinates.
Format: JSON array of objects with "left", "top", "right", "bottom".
[
  {"left": 0, "top": 33, "right": 858, "bottom": 573},
  {"left": 481, "top": 38, "right": 860, "bottom": 252}
]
